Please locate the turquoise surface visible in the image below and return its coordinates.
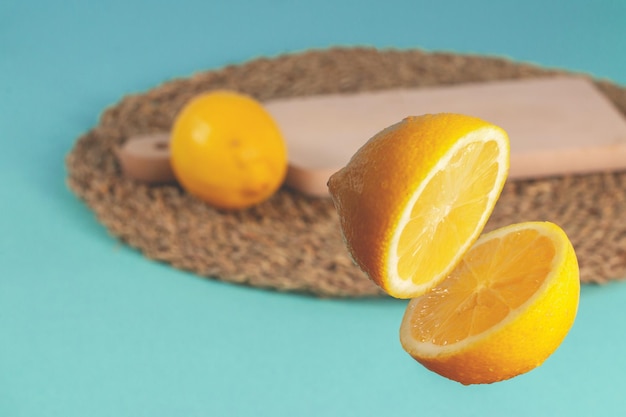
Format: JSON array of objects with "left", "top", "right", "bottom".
[{"left": 2, "top": 0, "right": 626, "bottom": 415}]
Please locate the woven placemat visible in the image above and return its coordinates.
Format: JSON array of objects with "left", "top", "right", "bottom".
[{"left": 66, "top": 47, "right": 626, "bottom": 297}]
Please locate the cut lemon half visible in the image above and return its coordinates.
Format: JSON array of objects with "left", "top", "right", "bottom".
[
  {"left": 399, "top": 221, "right": 580, "bottom": 385},
  {"left": 327, "top": 114, "right": 510, "bottom": 298}
]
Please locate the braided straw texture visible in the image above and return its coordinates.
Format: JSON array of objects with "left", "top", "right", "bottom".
[{"left": 66, "top": 47, "right": 626, "bottom": 297}]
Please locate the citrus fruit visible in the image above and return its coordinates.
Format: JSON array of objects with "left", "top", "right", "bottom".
[
  {"left": 170, "top": 90, "right": 287, "bottom": 209},
  {"left": 327, "top": 114, "right": 510, "bottom": 298},
  {"left": 399, "top": 221, "right": 580, "bottom": 385}
]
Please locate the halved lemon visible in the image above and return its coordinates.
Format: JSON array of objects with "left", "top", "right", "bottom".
[
  {"left": 327, "top": 114, "right": 510, "bottom": 298},
  {"left": 399, "top": 221, "right": 580, "bottom": 385}
]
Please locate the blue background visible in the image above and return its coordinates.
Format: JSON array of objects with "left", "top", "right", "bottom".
[{"left": 2, "top": 0, "right": 626, "bottom": 415}]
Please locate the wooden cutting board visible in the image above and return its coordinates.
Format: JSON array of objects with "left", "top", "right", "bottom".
[{"left": 264, "top": 76, "right": 626, "bottom": 197}]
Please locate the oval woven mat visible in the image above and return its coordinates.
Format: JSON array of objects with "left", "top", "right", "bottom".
[{"left": 66, "top": 47, "right": 626, "bottom": 297}]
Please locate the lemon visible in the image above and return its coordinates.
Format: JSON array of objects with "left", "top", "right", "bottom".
[
  {"left": 170, "top": 90, "right": 288, "bottom": 210},
  {"left": 327, "top": 114, "right": 510, "bottom": 298},
  {"left": 399, "top": 221, "right": 580, "bottom": 385}
]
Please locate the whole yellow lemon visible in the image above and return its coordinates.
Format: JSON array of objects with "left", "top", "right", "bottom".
[{"left": 171, "top": 90, "right": 287, "bottom": 209}]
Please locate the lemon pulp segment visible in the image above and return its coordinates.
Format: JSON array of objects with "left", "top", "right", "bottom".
[
  {"left": 391, "top": 134, "right": 504, "bottom": 290},
  {"left": 409, "top": 228, "right": 555, "bottom": 347}
]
